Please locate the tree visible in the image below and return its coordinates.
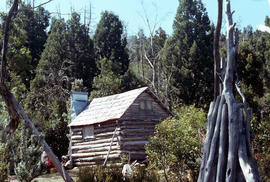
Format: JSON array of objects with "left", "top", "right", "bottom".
[
  {"left": 94, "top": 11, "right": 129, "bottom": 75},
  {"left": 128, "top": 28, "right": 167, "bottom": 99},
  {"left": 127, "top": 29, "right": 148, "bottom": 80},
  {"left": 26, "top": 17, "right": 69, "bottom": 130},
  {"left": 90, "top": 58, "right": 122, "bottom": 98},
  {"left": 198, "top": 0, "right": 262, "bottom": 181},
  {"left": 214, "top": 0, "right": 223, "bottom": 99},
  {"left": 1, "top": 2, "right": 50, "bottom": 89},
  {"left": 66, "top": 12, "right": 96, "bottom": 91},
  {"left": 90, "top": 58, "right": 144, "bottom": 98},
  {"left": 164, "top": 0, "right": 214, "bottom": 108},
  {"left": 0, "top": 1, "right": 73, "bottom": 181},
  {"left": 146, "top": 105, "right": 207, "bottom": 182}
]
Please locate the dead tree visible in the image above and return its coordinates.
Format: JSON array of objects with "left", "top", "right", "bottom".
[
  {"left": 197, "top": 0, "right": 262, "bottom": 181},
  {"left": 214, "top": 0, "right": 223, "bottom": 100},
  {"left": 0, "top": 1, "right": 73, "bottom": 182}
]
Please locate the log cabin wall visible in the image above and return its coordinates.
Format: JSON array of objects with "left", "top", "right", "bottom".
[
  {"left": 120, "top": 92, "right": 170, "bottom": 161},
  {"left": 122, "top": 92, "right": 169, "bottom": 120},
  {"left": 71, "top": 120, "right": 121, "bottom": 166}
]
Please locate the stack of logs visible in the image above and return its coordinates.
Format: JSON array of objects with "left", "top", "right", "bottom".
[{"left": 70, "top": 119, "right": 158, "bottom": 166}]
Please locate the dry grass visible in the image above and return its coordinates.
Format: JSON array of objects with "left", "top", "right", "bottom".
[
  {"left": 8, "top": 168, "right": 79, "bottom": 182},
  {"left": 32, "top": 168, "right": 78, "bottom": 182}
]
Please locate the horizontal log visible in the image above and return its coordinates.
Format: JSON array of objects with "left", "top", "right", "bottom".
[
  {"left": 121, "top": 136, "right": 149, "bottom": 141},
  {"left": 94, "top": 127, "right": 120, "bottom": 134},
  {"left": 72, "top": 136, "right": 149, "bottom": 148},
  {"left": 72, "top": 141, "right": 119, "bottom": 151},
  {"left": 121, "top": 146, "right": 145, "bottom": 151},
  {"left": 73, "top": 137, "right": 120, "bottom": 146},
  {"left": 71, "top": 130, "right": 82, "bottom": 135},
  {"left": 120, "top": 151, "right": 145, "bottom": 155},
  {"left": 121, "top": 141, "right": 149, "bottom": 146},
  {"left": 121, "top": 128, "right": 154, "bottom": 133},
  {"left": 74, "top": 162, "right": 122, "bottom": 167},
  {"left": 73, "top": 145, "right": 121, "bottom": 153},
  {"left": 71, "top": 127, "right": 82, "bottom": 132},
  {"left": 73, "top": 140, "right": 148, "bottom": 152},
  {"left": 94, "top": 120, "right": 118, "bottom": 127},
  {"left": 121, "top": 133, "right": 152, "bottom": 138},
  {"left": 74, "top": 161, "right": 96, "bottom": 166},
  {"left": 71, "top": 135, "right": 82, "bottom": 140},
  {"left": 73, "top": 149, "right": 146, "bottom": 160},
  {"left": 72, "top": 131, "right": 121, "bottom": 144},
  {"left": 119, "top": 118, "right": 161, "bottom": 122},
  {"left": 122, "top": 121, "right": 159, "bottom": 125},
  {"left": 73, "top": 153, "right": 121, "bottom": 160},
  {"left": 120, "top": 125, "right": 155, "bottom": 130}
]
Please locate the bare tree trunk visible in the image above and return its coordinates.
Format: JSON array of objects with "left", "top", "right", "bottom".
[
  {"left": 198, "top": 0, "right": 262, "bottom": 181},
  {"left": 214, "top": 0, "right": 223, "bottom": 100},
  {"left": 0, "top": 1, "right": 73, "bottom": 181}
]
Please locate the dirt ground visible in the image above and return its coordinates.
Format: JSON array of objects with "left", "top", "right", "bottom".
[{"left": 9, "top": 168, "right": 79, "bottom": 182}]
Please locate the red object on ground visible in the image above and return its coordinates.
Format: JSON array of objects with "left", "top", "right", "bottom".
[{"left": 46, "top": 159, "right": 53, "bottom": 168}]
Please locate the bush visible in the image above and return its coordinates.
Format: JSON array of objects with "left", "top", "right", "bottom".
[
  {"left": 14, "top": 124, "right": 43, "bottom": 182},
  {"left": 252, "top": 117, "right": 270, "bottom": 182},
  {"left": 0, "top": 143, "right": 10, "bottom": 182},
  {"left": 77, "top": 166, "right": 159, "bottom": 182},
  {"left": 145, "top": 105, "right": 207, "bottom": 182}
]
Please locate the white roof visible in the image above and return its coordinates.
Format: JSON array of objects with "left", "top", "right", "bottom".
[{"left": 69, "top": 87, "right": 149, "bottom": 127}]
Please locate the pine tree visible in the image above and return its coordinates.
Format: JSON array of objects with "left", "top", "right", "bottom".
[
  {"left": 94, "top": 11, "right": 129, "bottom": 75},
  {"left": 90, "top": 58, "right": 122, "bottom": 98},
  {"left": 66, "top": 12, "right": 97, "bottom": 91},
  {"left": 26, "top": 17, "right": 69, "bottom": 130},
  {"left": 1, "top": 2, "right": 50, "bottom": 89},
  {"left": 163, "top": 0, "right": 214, "bottom": 108}
]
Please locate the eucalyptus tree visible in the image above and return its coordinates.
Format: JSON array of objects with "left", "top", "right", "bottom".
[{"left": 94, "top": 11, "right": 129, "bottom": 75}]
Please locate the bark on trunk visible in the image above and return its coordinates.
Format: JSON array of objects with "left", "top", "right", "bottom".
[
  {"left": 214, "top": 0, "right": 223, "bottom": 100},
  {"left": 198, "top": 0, "right": 262, "bottom": 181}
]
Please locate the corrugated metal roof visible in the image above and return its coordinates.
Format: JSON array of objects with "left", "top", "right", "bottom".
[{"left": 69, "top": 87, "right": 149, "bottom": 127}]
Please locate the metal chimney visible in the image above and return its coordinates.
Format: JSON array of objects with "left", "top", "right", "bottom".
[{"left": 70, "top": 91, "right": 88, "bottom": 122}]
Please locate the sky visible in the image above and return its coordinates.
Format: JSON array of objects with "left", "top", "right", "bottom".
[{"left": 1, "top": 0, "right": 270, "bottom": 35}]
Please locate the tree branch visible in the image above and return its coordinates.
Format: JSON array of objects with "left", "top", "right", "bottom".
[
  {"left": 34, "top": 0, "right": 53, "bottom": 9},
  {"left": 1, "top": 0, "right": 18, "bottom": 83},
  {"left": 214, "top": 0, "right": 223, "bottom": 100}
]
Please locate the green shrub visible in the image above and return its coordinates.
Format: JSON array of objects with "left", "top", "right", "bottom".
[
  {"left": 252, "top": 117, "right": 270, "bottom": 182},
  {"left": 145, "top": 105, "right": 207, "bottom": 182},
  {"left": 14, "top": 124, "right": 43, "bottom": 182},
  {"left": 77, "top": 166, "right": 159, "bottom": 182},
  {"left": 0, "top": 143, "right": 10, "bottom": 182}
]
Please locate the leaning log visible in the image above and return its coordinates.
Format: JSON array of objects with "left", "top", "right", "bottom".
[{"left": 0, "top": 1, "right": 73, "bottom": 181}]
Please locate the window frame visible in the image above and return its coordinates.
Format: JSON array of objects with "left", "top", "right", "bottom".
[{"left": 82, "top": 126, "right": 94, "bottom": 139}]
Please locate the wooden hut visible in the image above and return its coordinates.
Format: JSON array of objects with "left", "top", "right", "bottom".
[{"left": 68, "top": 87, "right": 171, "bottom": 166}]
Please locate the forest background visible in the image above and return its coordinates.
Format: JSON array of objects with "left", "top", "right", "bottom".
[{"left": 0, "top": 0, "right": 269, "bottom": 181}]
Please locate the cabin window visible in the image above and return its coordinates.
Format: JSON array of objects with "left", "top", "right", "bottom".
[
  {"left": 83, "top": 126, "right": 94, "bottom": 139},
  {"left": 140, "top": 101, "right": 145, "bottom": 110},
  {"left": 146, "top": 100, "right": 152, "bottom": 110},
  {"left": 140, "top": 100, "right": 152, "bottom": 111}
]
